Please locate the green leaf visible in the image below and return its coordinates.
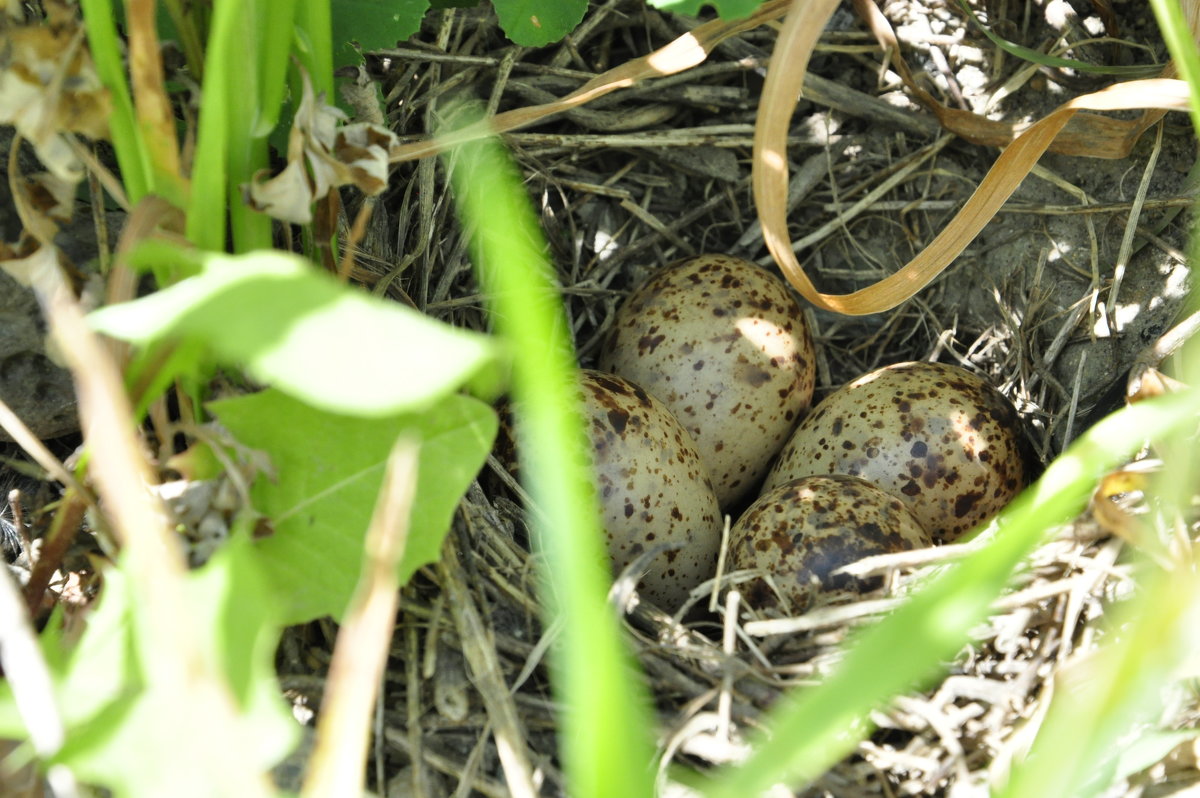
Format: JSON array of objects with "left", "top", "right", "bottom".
[
  {"left": 210, "top": 389, "right": 497, "bottom": 624},
  {"left": 647, "top": 0, "right": 765, "bottom": 19},
  {"left": 330, "top": 0, "right": 430, "bottom": 70},
  {"left": 59, "top": 546, "right": 296, "bottom": 798},
  {"left": 0, "top": 571, "right": 139, "bottom": 742},
  {"left": 492, "top": 0, "right": 586, "bottom": 46},
  {"left": 87, "top": 248, "right": 503, "bottom": 417},
  {"left": 0, "top": 544, "right": 297, "bottom": 798},
  {"left": 444, "top": 112, "right": 657, "bottom": 797}
]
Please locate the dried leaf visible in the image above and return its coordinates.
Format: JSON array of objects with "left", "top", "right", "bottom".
[
  {"left": 0, "top": 240, "right": 67, "bottom": 299},
  {"left": 0, "top": 17, "right": 111, "bottom": 181},
  {"left": 245, "top": 161, "right": 315, "bottom": 225},
  {"left": 246, "top": 70, "right": 397, "bottom": 224},
  {"left": 10, "top": 170, "right": 76, "bottom": 244}
]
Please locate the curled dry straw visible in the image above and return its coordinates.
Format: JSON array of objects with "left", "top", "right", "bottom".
[{"left": 388, "top": 0, "right": 1197, "bottom": 317}]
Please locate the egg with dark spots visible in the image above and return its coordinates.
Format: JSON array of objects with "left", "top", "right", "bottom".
[
  {"left": 730, "top": 475, "right": 931, "bottom": 613},
  {"left": 763, "top": 362, "right": 1027, "bottom": 542},
  {"left": 577, "top": 369, "right": 722, "bottom": 609},
  {"left": 600, "top": 254, "right": 816, "bottom": 509}
]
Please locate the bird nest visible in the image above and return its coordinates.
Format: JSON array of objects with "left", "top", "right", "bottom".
[{"left": 262, "top": 2, "right": 1200, "bottom": 796}]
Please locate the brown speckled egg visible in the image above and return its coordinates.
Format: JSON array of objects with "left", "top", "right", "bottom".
[
  {"left": 577, "top": 369, "right": 722, "bottom": 610},
  {"left": 763, "top": 361, "right": 1026, "bottom": 542},
  {"left": 730, "top": 475, "right": 932, "bottom": 613},
  {"left": 599, "top": 254, "right": 816, "bottom": 509}
]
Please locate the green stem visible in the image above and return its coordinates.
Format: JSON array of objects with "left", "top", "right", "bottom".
[
  {"left": 186, "top": 0, "right": 237, "bottom": 252},
  {"left": 79, "top": 0, "right": 151, "bottom": 202},
  {"left": 445, "top": 125, "right": 657, "bottom": 798},
  {"left": 1150, "top": 0, "right": 1200, "bottom": 136}
]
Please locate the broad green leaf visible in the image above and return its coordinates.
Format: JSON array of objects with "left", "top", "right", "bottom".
[
  {"left": 56, "top": 545, "right": 296, "bottom": 798},
  {"left": 87, "top": 248, "right": 503, "bottom": 417},
  {"left": 330, "top": 0, "right": 430, "bottom": 70},
  {"left": 210, "top": 389, "right": 497, "bottom": 624},
  {"left": 647, "top": 0, "right": 765, "bottom": 19},
  {"left": 492, "top": 0, "right": 586, "bottom": 46},
  {"left": 0, "top": 570, "right": 138, "bottom": 743},
  {"left": 0, "top": 545, "right": 296, "bottom": 797}
]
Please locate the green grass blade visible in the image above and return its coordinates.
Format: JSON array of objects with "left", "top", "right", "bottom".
[
  {"left": 79, "top": 0, "right": 151, "bottom": 202},
  {"left": 1151, "top": 0, "right": 1200, "bottom": 135},
  {"left": 702, "top": 388, "right": 1200, "bottom": 798},
  {"left": 444, "top": 123, "right": 657, "bottom": 798},
  {"left": 256, "top": 0, "right": 298, "bottom": 134},
  {"left": 996, "top": 559, "right": 1200, "bottom": 798},
  {"left": 184, "top": 0, "right": 282, "bottom": 253},
  {"left": 186, "top": 0, "right": 236, "bottom": 251},
  {"left": 297, "top": 0, "right": 335, "bottom": 99},
  {"left": 957, "top": 0, "right": 1160, "bottom": 77},
  {"left": 222, "top": 1, "right": 272, "bottom": 253}
]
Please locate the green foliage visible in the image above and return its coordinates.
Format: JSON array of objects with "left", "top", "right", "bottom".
[
  {"left": 0, "top": 543, "right": 298, "bottom": 798},
  {"left": 78, "top": 0, "right": 152, "bottom": 201},
  {"left": 210, "top": 389, "right": 497, "bottom": 624},
  {"left": 647, "top": 0, "right": 765, "bottom": 18},
  {"left": 16, "top": 1, "right": 1200, "bottom": 796},
  {"left": 444, "top": 111, "right": 657, "bottom": 798},
  {"left": 88, "top": 247, "right": 503, "bottom": 416},
  {"left": 490, "top": 0, "right": 587, "bottom": 46},
  {"left": 1151, "top": 0, "right": 1200, "bottom": 135},
  {"left": 327, "top": 0, "right": 768, "bottom": 54},
  {"left": 330, "top": 0, "right": 430, "bottom": 72}
]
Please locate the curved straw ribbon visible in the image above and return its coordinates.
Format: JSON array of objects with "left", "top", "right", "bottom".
[
  {"left": 757, "top": 0, "right": 1192, "bottom": 316},
  {"left": 389, "top": 0, "right": 794, "bottom": 163}
]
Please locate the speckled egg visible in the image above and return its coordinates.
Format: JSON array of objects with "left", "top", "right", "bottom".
[
  {"left": 576, "top": 369, "right": 723, "bottom": 610},
  {"left": 763, "top": 361, "right": 1027, "bottom": 542},
  {"left": 599, "top": 254, "right": 816, "bottom": 509},
  {"left": 730, "top": 475, "right": 932, "bottom": 613}
]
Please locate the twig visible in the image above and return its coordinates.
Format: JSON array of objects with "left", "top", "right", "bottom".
[
  {"left": 302, "top": 438, "right": 420, "bottom": 798},
  {"left": 439, "top": 533, "right": 538, "bottom": 798}
]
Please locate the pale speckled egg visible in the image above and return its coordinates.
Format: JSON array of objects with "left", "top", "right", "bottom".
[
  {"left": 763, "top": 361, "right": 1027, "bottom": 542},
  {"left": 577, "top": 369, "right": 723, "bottom": 610},
  {"left": 730, "top": 475, "right": 932, "bottom": 613},
  {"left": 599, "top": 254, "right": 816, "bottom": 509}
]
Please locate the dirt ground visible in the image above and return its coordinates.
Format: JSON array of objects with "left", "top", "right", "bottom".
[{"left": 284, "top": 1, "right": 1200, "bottom": 796}]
